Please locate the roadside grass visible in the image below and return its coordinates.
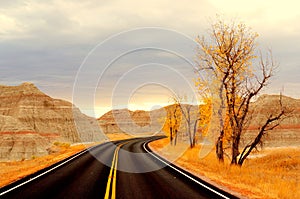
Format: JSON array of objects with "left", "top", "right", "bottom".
[
  {"left": 0, "top": 133, "right": 133, "bottom": 189},
  {"left": 149, "top": 138, "right": 300, "bottom": 199},
  {"left": 106, "top": 133, "right": 133, "bottom": 141},
  {"left": 0, "top": 143, "right": 88, "bottom": 188}
]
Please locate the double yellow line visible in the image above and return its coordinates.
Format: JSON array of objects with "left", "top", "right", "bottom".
[{"left": 104, "top": 141, "right": 129, "bottom": 199}]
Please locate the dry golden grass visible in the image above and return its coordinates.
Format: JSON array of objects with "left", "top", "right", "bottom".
[
  {"left": 106, "top": 133, "right": 133, "bottom": 141},
  {"left": 0, "top": 134, "right": 132, "bottom": 188},
  {"left": 0, "top": 144, "right": 89, "bottom": 188},
  {"left": 149, "top": 138, "right": 300, "bottom": 199}
]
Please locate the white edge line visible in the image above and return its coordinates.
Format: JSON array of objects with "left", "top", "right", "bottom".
[
  {"left": 143, "top": 140, "right": 230, "bottom": 199},
  {"left": 0, "top": 145, "right": 99, "bottom": 196}
]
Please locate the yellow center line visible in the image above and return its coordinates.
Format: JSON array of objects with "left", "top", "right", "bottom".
[
  {"left": 104, "top": 141, "right": 130, "bottom": 199},
  {"left": 111, "top": 147, "right": 119, "bottom": 199},
  {"left": 104, "top": 148, "right": 117, "bottom": 199}
]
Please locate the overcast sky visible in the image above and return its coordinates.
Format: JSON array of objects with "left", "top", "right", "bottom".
[{"left": 1, "top": 0, "right": 299, "bottom": 117}]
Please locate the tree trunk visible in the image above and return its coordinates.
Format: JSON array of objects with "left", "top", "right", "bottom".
[
  {"left": 174, "top": 129, "right": 178, "bottom": 146},
  {"left": 238, "top": 111, "right": 284, "bottom": 165},
  {"left": 191, "top": 119, "right": 200, "bottom": 148},
  {"left": 216, "top": 130, "right": 224, "bottom": 162},
  {"left": 238, "top": 132, "right": 263, "bottom": 165},
  {"left": 187, "top": 124, "right": 193, "bottom": 148},
  {"left": 170, "top": 126, "right": 173, "bottom": 145},
  {"left": 231, "top": 132, "right": 241, "bottom": 165}
]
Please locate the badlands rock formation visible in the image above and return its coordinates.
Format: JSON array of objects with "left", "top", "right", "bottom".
[
  {"left": 99, "top": 95, "right": 300, "bottom": 148},
  {"left": 0, "top": 82, "right": 105, "bottom": 161},
  {"left": 98, "top": 108, "right": 166, "bottom": 136},
  {"left": 98, "top": 104, "right": 200, "bottom": 139},
  {"left": 242, "top": 94, "right": 300, "bottom": 147}
]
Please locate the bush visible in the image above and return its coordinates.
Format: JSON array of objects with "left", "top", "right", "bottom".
[{"left": 52, "top": 141, "right": 70, "bottom": 148}]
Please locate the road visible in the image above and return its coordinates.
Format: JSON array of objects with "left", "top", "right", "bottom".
[{"left": 0, "top": 136, "right": 237, "bottom": 199}]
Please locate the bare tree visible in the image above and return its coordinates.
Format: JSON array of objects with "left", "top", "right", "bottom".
[
  {"left": 195, "top": 17, "right": 289, "bottom": 165},
  {"left": 172, "top": 96, "right": 200, "bottom": 148}
]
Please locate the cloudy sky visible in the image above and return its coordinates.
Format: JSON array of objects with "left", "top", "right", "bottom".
[{"left": 1, "top": 0, "right": 299, "bottom": 117}]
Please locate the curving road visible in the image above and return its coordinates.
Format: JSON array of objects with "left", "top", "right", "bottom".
[{"left": 0, "top": 136, "right": 237, "bottom": 199}]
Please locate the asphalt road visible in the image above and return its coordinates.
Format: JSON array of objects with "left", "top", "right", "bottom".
[{"left": 0, "top": 136, "right": 237, "bottom": 199}]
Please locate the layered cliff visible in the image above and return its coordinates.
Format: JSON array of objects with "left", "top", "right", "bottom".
[
  {"left": 0, "top": 82, "right": 105, "bottom": 161},
  {"left": 243, "top": 94, "right": 300, "bottom": 147},
  {"left": 248, "top": 94, "right": 300, "bottom": 127}
]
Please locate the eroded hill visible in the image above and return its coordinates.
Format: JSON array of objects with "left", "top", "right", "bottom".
[
  {"left": 98, "top": 95, "right": 300, "bottom": 148},
  {"left": 0, "top": 82, "right": 105, "bottom": 161}
]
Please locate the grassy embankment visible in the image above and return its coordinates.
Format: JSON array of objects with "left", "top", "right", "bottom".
[
  {"left": 149, "top": 138, "right": 300, "bottom": 199},
  {"left": 105, "top": 133, "right": 133, "bottom": 141},
  {"left": 0, "top": 143, "right": 88, "bottom": 188},
  {"left": 0, "top": 133, "right": 133, "bottom": 188}
]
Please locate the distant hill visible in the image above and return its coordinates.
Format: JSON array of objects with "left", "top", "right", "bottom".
[
  {"left": 243, "top": 94, "right": 300, "bottom": 147},
  {"left": 0, "top": 82, "right": 105, "bottom": 161},
  {"left": 98, "top": 104, "right": 200, "bottom": 139},
  {"left": 98, "top": 108, "right": 167, "bottom": 136},
  {"left": 248, "top": 94, "right": 300, "bottom": 128},
  {"left": 98, "top": 95, "right": 300, "bottom": 147}
]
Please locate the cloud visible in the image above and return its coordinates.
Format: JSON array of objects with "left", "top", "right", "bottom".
[
  {"left": 0, "top": 0, "right": 299, "bottom": 116},
  {"left": 1, "top": 0, "right": 299, "bottom": 42},
  {"left": 0, "top": 0, "right": 212, "bottom": 42}
]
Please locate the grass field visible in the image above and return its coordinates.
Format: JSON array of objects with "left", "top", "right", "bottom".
[
  {"left": 0, "top": 143, "right": 89, "bottom": 188},
  {"left": 149, "top": 138, "right": 300, "bottom": 199},
  {"left": 0, "top": 134, "right": 132, "bottom": 188}
]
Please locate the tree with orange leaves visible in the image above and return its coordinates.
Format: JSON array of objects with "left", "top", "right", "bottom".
[
  {"left": 196, "top": 17, "right": 287, "bottom": 165},
  {"left": 163, "top": 103, "right": 181, "bottom": 145}
]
